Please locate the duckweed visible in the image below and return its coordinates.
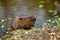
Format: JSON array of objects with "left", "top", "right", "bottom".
[
  {"left": 7, "top": 28, "right": 11, "bottom": 30},
  {"left": 39, "top": 5, "right": 43, "bottom": 8},
  {"left": 48, "top": 19, "right": 52, "bottom": 22},
  {"left": 48, "top": 10, "right": 53, "bottom": 12},
  {"left": 1, "top": 25, "right": 5, "bottom": 29},
  {"left": 51, "top": 21, "right": 55, "bottom": 23},
  {"left": 6, "top": 32, "right": 9, "bottom": 34},
  {"left": 8, "top": 17, "right": 12, "bottom": 20},
  {"left": 1, "top": 19, "right": 5, "bottom": 23}
]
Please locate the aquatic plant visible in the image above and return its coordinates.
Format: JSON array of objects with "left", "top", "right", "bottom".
[
  {"left": 55, "top": 18, "right": 60, "bottom": 26},
  {"left": 0, "top": 16, "right": 13, "bottom": 33}
]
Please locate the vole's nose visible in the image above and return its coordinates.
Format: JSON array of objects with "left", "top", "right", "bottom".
[{"left": 33, "top": 18, "right": 36, "bottom": 21}]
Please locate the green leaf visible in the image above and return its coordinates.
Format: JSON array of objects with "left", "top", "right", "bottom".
[
  {"left": 1, "top": 25, "right": 4, "bottom": 29},
  {"left": 48, "top": 10, "right": 53, "bottom": 12},
  {"left": 51, "top": 21, "right": 55, "bottom": 23},
  {"left": 8, "top": 17, "right": 12, "bottom": 20},
  {"left": 6, "top": 32, "right": 9, "bottom": 34},
  {"left": 43, "top": 23, "right": 47, "bottom": 25},
  {"left": 48, "top": 19, "right": 52, "bottom": 22},
  {"left": 7, "top": 28, "right": 11, "bottom": 30},
  {"left": 58, "top": 18, "right": 60, "bottom": 20},
  {"left": 39, "top": 5, "right": 43, "bottom": 8},
  {"left": 55, "top": 16, "right": 59, "bottom": 18},
  {"left": 1, "top": 19, "right": 5, "bottom": 23},
  {"left": 42, "top": 23, "right": 47, "bottom": 27},
  {"left": 54, "top": 10, "right": 57, "bottom": 13},
  {"left": 55, "top": 18, "right": 60, "bottom": 26}
]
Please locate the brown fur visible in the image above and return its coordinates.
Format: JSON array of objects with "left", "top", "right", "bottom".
[{"left": 11, "top": 16, "right": 36, "bottom": 30}]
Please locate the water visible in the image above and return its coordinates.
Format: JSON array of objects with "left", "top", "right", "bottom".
[{"left": 0, "top": 0, "right": 60, "bottom": 37}]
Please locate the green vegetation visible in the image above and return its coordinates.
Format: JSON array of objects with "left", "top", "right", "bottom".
[{"left": 55, "top": 18, "right": 60, "bottom": 26}]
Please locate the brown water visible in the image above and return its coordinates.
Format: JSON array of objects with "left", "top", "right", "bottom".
[{"left": 0, "top": 0, "right": 60, "bottom": 37}]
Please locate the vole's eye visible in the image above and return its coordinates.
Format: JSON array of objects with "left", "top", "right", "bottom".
[
  {"left": 28, "top": 17, "right": 30, "bottom": 19},
  {"left": 19, "top": 18, "right": 23, "bottom": 20}
]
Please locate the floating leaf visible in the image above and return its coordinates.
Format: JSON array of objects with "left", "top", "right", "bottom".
[
  {"left": 51, "top": 21, "right": 55, "bottom": 23},
  {"left": 58, "top": 18, "right": 60, "bottom": 20},
  {"left": 55, "top": 16, "right": 59, "bottom": 18},
  {"left": 42, "top": 23, "right": 47, "bottom": 27},
  {"left": 7, "top": 28, "right": 11, "bottom": 30},
  {"left": 43, "top": 23, "right": 47, "bottom": 25},
  {"left": 1, "top": 25, "right": 4, "bottom": 29},
  {"left": 6, "top": 32, "right": 9, "bottom": 34},
  {"left": 54, "top": 12, "right": 57, "bottom": 15},
  {"left": 55, "top": 18, "right": 60, "bottom": 26},
  {"left": 8, "top": 17, "right": 12, "bottom": 20},
  {"left": 1, "top": 19, "right": 5, "bottom": 23},
  {"left": 54, "top": 10, "right": 57, "bottom": 13},
  {"left": 48, "top": 10, "right": 53, "bottom": 12},
  {"left": 48, "top": 19, "right": 51, "bottom": 22},
  {"left": 39, "top": 5, "right": 43, "bottom": 8}
]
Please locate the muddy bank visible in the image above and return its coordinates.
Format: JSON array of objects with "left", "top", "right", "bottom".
[{"left": 0, "top": 26, "right": 60, "bottom": 40}]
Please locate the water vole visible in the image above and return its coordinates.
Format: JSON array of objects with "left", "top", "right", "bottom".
[{"left": 11, "top": 16, "right": 36, "bottom": 30}]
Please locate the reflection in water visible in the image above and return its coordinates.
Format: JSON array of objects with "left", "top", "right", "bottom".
[
  {"left": 35, "top": 9, "right": 46, "bottom": 27},
  {"left": 0, "top": 8, "right": 4, "bottom": 19}
]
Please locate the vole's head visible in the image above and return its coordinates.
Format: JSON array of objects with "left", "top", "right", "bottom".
[{"left": 19, "top": 16, "right": 36, "bottom": 22}]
